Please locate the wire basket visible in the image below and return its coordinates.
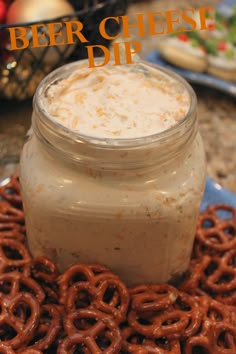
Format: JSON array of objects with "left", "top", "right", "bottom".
[{"left": 0, "top": 0, "right": 128, "bottom": 101}]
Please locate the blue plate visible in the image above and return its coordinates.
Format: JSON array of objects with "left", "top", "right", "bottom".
[
  {"left": 218, "top": 0, "right": 236, "bottom": 17},
  {"left": 201, "top": 177, "right": 236, "bottom": 212},
  {"left": 147, "top": 51, "right": 236, "bottom": 98},
  {"left": 146, "top": 0, "right": 236, "bottom": 97}
]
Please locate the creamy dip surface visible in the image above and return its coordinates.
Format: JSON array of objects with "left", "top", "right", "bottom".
[{"left": 43, "top": 64, "right": 190, "bottom": 139}]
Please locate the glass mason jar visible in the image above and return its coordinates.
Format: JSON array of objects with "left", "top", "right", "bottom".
[{"left": 20, "top": 60, "right": 206, "bottom": 286}]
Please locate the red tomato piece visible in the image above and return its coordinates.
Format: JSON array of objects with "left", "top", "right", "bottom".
[
  {"left": 218, "top": 41, "right": 227, "bottom": 51},
  {"left": 178, "top": 34, "right": 189, "bottom": 42}
]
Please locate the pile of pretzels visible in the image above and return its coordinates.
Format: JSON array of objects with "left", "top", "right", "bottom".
[{"left": 0, "top": 175, "right": 235, "bottom": 353}]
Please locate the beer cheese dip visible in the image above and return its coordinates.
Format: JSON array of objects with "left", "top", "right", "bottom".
[
  {"left": 20, "top": 61, "right": 205, "bottom": 285},
  {"left": 44, "top": 65, "right": 190, "bottom": 139}
]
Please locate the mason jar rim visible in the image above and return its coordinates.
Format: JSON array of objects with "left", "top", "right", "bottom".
[{"left": 34, "top": 58, "right": 197, "bottom": 149}]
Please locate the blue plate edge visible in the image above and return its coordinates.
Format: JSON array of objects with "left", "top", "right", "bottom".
[
  {"left": 146, "top": 51, "right": 236, "bottom": 98},
  {"left": 201, "top": 177, "right": 236, "bottom": 212}
]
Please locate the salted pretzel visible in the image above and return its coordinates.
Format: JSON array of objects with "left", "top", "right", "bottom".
[
  {"left": 193, "top": 204, "right": 236, "bottom": 260},
  {"left": 63, "top": 308, "right": 122, "bottom": 352},
  {"left": 199, "top": 296, "right": 231, "bottom": 324},
  {"left": 41, "top": 283, "right": 60, "bottom": 305},
  {"left": 25, "top": 304, "right": 61, "bottom": 351},
  {"left": 58, "top": 332, "right": 117, "bottom": 354},
  {"left": 66, "top": 281, "right": 96, "bottom": 312},
  {"left": 128, "top": 306, "right": 186, "bottom": 340},
  {"left": 29, "top": 256, "right": 59, "bottom": 283},
  {"left": 228, "top": 306, "right": 236, "bottom": 327},
  {"left": 179, "top": 256, "right": 211, "bottom": 296},
  {"left": 0, "top": 202, "right": 24, "bottom": 224},
  {"left": 58, "top": 264, "right": 101, "bottom": 305},
  {"left": 191, "top": 240, "right": 214, "bottom": 260},
  {"left": 129, "top": 284, "right": 179, "bottom": 313},
  {"left": 0, "top": 272, "right": 45, "bottom": 304},
  {"left": 0, "top": 179, "right": 235, "bottom": 354},
  {"left": 57, "top": 333, "right": 101, "bottom": 354},
  {"left": 214, "top": 290, "right": 236, "bottom": 306},
  {"left": 0, "top": 292, "right": 40, "bottom": 349},
  {"left": 91, "top": 273, "right": 129, "bottom": 324},
  {"left": 196, "top": 204, "right": 236, "bottom": 231},
  {"left": 206, "top": 204, "right": 236, "bottom": 224},
  {"left": 197, "top": 212, "right": 219, "bottom": 230},
  {"left": 172, "top": 293, "right": 203, "bottom": 340},
  {"left": 0, "top": 343, "right": 16, "bottom": 354},
  {"left": 0, "top": 346, "right": 42, "bottom": 354},
  {"left": 184, "top": 335, "right": 215, "bottom": 354},
  {"left": 128, "top": 291, "right": 202, "bottom": 340},
  {"left": 121, "top": 326, "right": 181, "bottom": 353},
  {"left": 19, "top": 350, "right": 43, "bottom": 354},
  {"left": 184, "top": 321, "right": 236, "bottom": 354},
  {"left": 203, "top": 250, "right": 236, "bottom": 294},
  {"left": 25, "top": 257, "right": 60, "bottom": 305},
  {"left": 213, "top": 322, "right": 236, "bottom": 351},
  {"left": 0, "top": 222, "right": 25, "bottom": 243},
  {"left": 65, "top": 271, "right": 129, "bottom": 324},
  {"left": 181, "top": 295, "right": 236, "bottom": 353},
  {"left": 88, "top": 264, "right": 110, "bottom": 275},
  {"left": 180, "top": 250, "right": 236, "bottom": 305},
  {"left": 0, "top": 175, "right": 22, "bottom": 207},
  {"left": 194, "top": 221, "right": 236, "bottom": 255},
  {"left": 0, "top": 238, "right": 31, "bottom": 274},
  {"left": 58, "top": 263, "right": 113, "bottom": 305}
]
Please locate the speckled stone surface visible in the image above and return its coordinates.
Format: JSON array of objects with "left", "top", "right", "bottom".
[{"left": 0, "top": 0, "right": 236, "bottom": 192}]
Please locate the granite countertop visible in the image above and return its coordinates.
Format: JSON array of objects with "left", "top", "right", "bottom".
[{"left": 0, "top": 0, "right": 236, "bottom": 192}]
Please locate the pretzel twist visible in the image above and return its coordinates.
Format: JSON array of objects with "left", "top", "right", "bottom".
[
  {"left": 193, "top": 204, "right": 236, "bottom": 260},
  {"left": 0, "top": 292, "right": 40, "bottom": 349},
  {"left": 184, "top": 321, "right": 236, "bottom": 354},
  {"left": 0, "top": 175, "right": 22, "bottom": 207},
  {"left": 0, "top": 202, "right": 24, "bottom": 225},
  {"left": 195, "top": 222, "right": 236, "bottom": 255},
  {"left": 0, "top": 343, "right": 16, "bottom": 353},
  {"left": 129, "top": 284, "right": 178, "bottom": 313},
  {"left": 63, "top": 308, "right": 122, "bottom": 352},
  {"left": 182, "top": 294, "right": 236, "bottom": 353},
  {"left": 0, "top": 185, "right": 235, "bottom": 354},
  {"left": 18, "top": 350, "right": 43, "bottom": 354},
  {"left": 41, "top": 283, "right": 59, "bottom": 305},
  {"left": 58, "top": 264, "right": 111, "bottom": 305},
  {"left": 206, "top": 204, "right": 236, "bottom": 224},
  {"left": 25, "top": 304, "right": 61, "bottom": 351},
  {"left": 66, "top": 282, "right": 96, "bottom": 312},
  {"left": 57, "top": 333, "right": 105, "bottom": 354},
  {"left": 0, "top": 223, "right": 25, "bottom": 243},
  {"left": 0, "top": 238, "right": 32, "bottom": 274},
  {"left": 179, "top": 250, "right": 236, "bottom": 305},
  {"left": 60, "top": 264, "right": 129, "bottom": 323},
  {"left": 88, "top": 264, "right": 110, "bottom": 275},
  {"left": 91, "top": 273, "right": 129, "bottom": 324},
  {"left": 203, "top": 250, "right": 236, "bottom": 294},
  {"left": 200, "top": 296, "right": 231, "bottom": 323},
  {"left": 0, "top": 272, "right": 45, "bottom": 304},
  {"left": 58, "top": 264, "right": 99, "bottom": 305},
  {"left": 128, "top": 292, "right": 202, "bottom": 340},
  {"left": 29, "top": 256, "right": 59, "bottom": 283},
  {"left": 197, "top": 213, "right": 219, "bottom": 230},
  {"left": 121, "top": 326, "right": 181, "bottom": 353}
]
